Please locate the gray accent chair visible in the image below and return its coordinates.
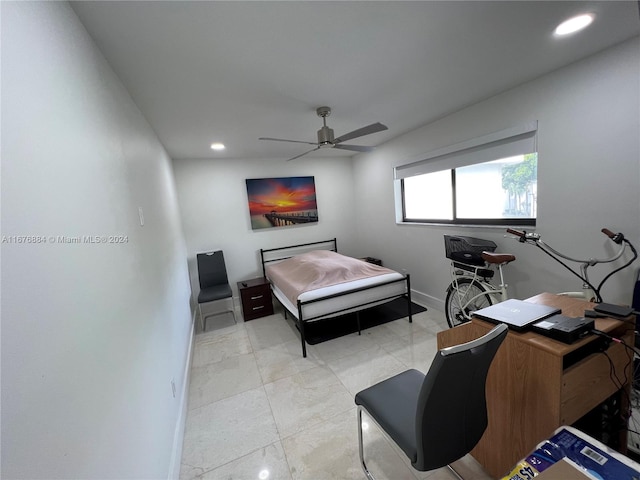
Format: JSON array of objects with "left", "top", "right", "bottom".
[
  {"left": 355, "top": 323, "right": 507, "bottom": 479},
  {"left": 196, "top": 250, "right": 235, "bottom": 331}
]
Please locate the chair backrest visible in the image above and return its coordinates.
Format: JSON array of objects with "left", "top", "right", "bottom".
[
  {"left": 414, "top": 323, "right": 508, "bottom": 471},
  {"left": 196, "top": 251, "right": 229, "bottom": 289}
]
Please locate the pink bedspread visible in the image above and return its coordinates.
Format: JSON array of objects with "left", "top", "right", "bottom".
[{"left": 265, "top": 250, "right": 396, "bottom": 306}]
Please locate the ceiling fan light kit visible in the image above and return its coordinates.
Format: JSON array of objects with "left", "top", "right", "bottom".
[{"left": 259, "top": 106, "right": 388, "bottom": 161}]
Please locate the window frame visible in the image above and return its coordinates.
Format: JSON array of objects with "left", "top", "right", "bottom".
[
  {"left": 395, "top": 123, "right": 538, "bottom": 227},
  {"left": 400, "top": 167, "right": 537, "bottom": 226}
]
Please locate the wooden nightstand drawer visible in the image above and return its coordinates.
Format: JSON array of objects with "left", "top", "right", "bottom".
[{"left": 237, "top": 278, "right": 274, "bottom": 321}]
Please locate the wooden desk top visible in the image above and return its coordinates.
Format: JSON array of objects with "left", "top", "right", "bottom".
[{"left": 471, "top": 293, "right": 634, "bottom": 357}]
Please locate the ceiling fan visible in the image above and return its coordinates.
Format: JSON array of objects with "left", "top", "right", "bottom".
[{"left": 259, "top": 106, "right": 388, "bottom": 161}]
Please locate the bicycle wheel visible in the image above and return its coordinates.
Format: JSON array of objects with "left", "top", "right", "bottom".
[{"left": 445, "top": 278, "right": 495, "bottom": 328}]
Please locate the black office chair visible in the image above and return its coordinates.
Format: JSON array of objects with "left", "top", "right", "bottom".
[
  {"left": 196, "top": 250, "right": 235, "bottom": 331},
  {"left": 355, "top": 323, "right": 507, "bottom": 480}
]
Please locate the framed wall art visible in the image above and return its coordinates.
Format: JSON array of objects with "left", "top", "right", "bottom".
[{"left": 245, "top": 176, "right": 318, "bottom": 230}]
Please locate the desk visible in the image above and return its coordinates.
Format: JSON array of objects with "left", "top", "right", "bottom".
[{"left": 437, "top": 293, "right": 634, "bottom": 479}]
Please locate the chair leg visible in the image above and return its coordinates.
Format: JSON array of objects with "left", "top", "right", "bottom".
[
  {"left": 357, "top": 406, "right": 376, "bottom": 480},
  {"left": 358, "top": 405, "right": 463, "bottom": 480},
  {"left": 199, "top": 298, "right": 236, "bottom": 332},
  {"left": 228, "top": 297, "right": 237, "bottom": 324},
  {"left": 198, "top": 304, "right": 206, "bottom": 332},
  {"left": 446, "top": 463, "right": 465, "bottom": 480}
]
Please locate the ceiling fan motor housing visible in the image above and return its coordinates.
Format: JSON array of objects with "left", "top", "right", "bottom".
[{"left": 317, "top": 126, "right": 335, "bottom": 146}]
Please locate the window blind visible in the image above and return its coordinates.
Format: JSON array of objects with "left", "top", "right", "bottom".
[{"left": 394, "top": 122, "right": 538, "bottom": 180}]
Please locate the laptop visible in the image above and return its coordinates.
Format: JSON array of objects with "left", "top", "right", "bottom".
[{"left": 473, "top": 299, "right": 561, "bottom": 331}]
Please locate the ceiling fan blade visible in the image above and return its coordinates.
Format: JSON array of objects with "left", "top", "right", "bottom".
[
  {"left": 333, "top": 122, "right": 388, "bottom": 144},
  {"left": 333, "top": 144, "right": 375, "bottom": 152},
  {"left": 259, "top": 137, "right": 318, "bottom": 146},
  {"left": 286, "top": 147, "right": 321, "bottom": 162}
]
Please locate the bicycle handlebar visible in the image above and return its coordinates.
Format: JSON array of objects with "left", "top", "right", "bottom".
[
  {"left": 505, "top": 226, "right": 637, "bottom": 303},
  {"left": 506, "top": 228, "right": 524, "bottom": 238},
  {"left": 601, "top": 228, "right": 615, "bottom": 239},
  {"left": 508, "top": 227, "right": 625, "bottom": 246},
  {"left": 601, "top": 228, "right": 625, "bottom": 244},
  {"left": 506, "top": 228, "right": 539, "bottom": 243}
]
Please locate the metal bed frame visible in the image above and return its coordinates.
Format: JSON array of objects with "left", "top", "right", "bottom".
[{"left": 260, "top": 238, "right": 412, "bottom": 357}]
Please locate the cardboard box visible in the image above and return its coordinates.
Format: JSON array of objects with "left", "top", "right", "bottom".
[
  {"left": 536, "top": 459, "right": 595, "bottom": 480},
  {"left": 501, "top": 426, "right": 640, "bottom": 480}
]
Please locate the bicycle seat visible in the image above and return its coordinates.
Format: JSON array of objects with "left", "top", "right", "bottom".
[{"left": 482, "top": 252, "right": 516, "bottom": 264}]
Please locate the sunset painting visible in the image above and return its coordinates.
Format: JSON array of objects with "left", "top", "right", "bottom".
[{"left": 245, "top": 176, "right": 318, "bottom": 230}]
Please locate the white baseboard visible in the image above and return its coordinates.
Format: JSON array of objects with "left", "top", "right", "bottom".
[
  {"left": 410, "top": 289, "right": 445, "bottom": 312},
  {"left": 167, "top": 318, "right": 195, "bottom": 479}
]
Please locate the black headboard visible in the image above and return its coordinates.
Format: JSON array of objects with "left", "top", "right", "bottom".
[{"left": 260, "top": 238, "right": 338, "bottom": 278}]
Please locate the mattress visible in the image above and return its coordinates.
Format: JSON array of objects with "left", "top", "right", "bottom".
[{"left": 270, "top": 271, "right": 406, "bottom": 322}]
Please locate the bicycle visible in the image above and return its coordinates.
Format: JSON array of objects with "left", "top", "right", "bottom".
[
  {"left": 505, "top": 227, "right": 637, "bottom": 304},
  {"left": 444, "top": 235, "right": 517, "bottom": 328},
  {"left": 443, "top": 228, "right": 638, "bottom": 329}
]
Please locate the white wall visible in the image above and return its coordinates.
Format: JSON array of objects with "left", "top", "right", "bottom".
[
  {"left": 1, "top": 2, "right": 193, "bottom": 479},
  {"left": 172, "top": 157, "right": 359, "bottom": 303},
  {"left": 352, "top": 37, "right": 640, "bottom": 308},
  {"left": 173, "top": 38, "right": 640, "bottom": 310}
]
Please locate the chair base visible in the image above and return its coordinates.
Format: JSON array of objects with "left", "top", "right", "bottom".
[
  {"left": 198, "top": 302, "right": 236, "bottom": 332},
  {"left": 357, "top": 406, "right": 467, "bottom": 480},
  {"left": 357, "top": 406, "right": 377, "bottom": 480},
  {"left": 446, "top": 464, "right": 465, "bottom": 480}
]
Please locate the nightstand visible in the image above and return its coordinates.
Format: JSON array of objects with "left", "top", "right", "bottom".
[
  {"left": 359, "top": 256, "right": 383, "bottom": 266},
  {"left": 237, "top": 277, "right": 274, "bottom": 321}
]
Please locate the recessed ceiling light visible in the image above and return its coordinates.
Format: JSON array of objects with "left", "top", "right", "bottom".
[
  {"left": 554, "top": 13, "right": 594, "bottom": 36},
  {"left": 210, "top": 142, "right": 225, "bottom": 151}
]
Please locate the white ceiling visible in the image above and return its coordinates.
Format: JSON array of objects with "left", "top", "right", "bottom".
[{"left": 71, "top": 1, "right": 639, "bottom": 161}]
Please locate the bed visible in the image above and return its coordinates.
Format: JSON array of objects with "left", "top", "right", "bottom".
[{"left": 260, "top": 238, "right": 412, "bottom": 357}]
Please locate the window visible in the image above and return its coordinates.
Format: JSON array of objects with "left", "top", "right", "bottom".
[{"left": 395, "top": 123, "right": 537, "bottom": 226}]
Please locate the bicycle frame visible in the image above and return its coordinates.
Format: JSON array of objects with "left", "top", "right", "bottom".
[
  {"left": 448, "top": 260, "right": 508, "bottom": 317},
  {"left": 444, "top": 235, "right": 518, "bottom": 327}
]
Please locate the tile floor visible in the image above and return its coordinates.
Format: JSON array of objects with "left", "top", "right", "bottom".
[{"left": 179, "top": 304, "right": 494, "bottom": 480}]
